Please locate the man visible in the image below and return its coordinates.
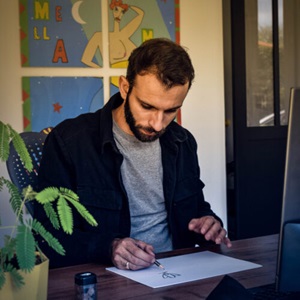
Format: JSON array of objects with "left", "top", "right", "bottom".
[{"left": 37, "top": 38, "right": 231, "bottom": 270}]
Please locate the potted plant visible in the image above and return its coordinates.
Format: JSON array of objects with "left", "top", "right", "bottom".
[{"left": 0, "top": 121, "right": 98, "bottom": 298}]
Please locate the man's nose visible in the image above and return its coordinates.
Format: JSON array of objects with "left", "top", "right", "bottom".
[{"left": 149, "top": 111, "right": 164, "bottom": 132}]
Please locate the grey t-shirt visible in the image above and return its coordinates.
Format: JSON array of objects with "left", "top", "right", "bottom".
[{"left": 113, "top": 120, "right": 173, "bottom": 253}]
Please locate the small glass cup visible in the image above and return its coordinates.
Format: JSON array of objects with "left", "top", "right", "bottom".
[{"left": 75, "top": 272, "right": 97, "bottom": 300}]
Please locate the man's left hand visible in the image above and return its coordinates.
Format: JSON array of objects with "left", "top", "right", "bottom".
[{"left": 188, "top": 216, "right": 232, "bottom": 248}]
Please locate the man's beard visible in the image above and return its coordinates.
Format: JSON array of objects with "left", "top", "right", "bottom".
[{"left": 124, "top": 94, "right": 166, "bottom": 142}]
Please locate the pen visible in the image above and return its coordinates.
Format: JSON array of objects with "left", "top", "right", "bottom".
[
  {"left": 135, "top": 242, "right": 165, "bottom": 270},
  {"left": 154, "top": 260, "right": 165, "bottom": 270}
]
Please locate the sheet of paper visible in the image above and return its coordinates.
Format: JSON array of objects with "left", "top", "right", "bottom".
[{"left": 106, "top": 251, "right": 262, "bottom": 288}]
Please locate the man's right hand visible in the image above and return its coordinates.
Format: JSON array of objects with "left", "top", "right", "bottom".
[{"left": 111, "top": 238, "right": 156, "bottom": 270}]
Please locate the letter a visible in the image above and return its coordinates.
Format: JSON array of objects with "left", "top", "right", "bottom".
[{"left": 52, "top": 39, "right": 68, "bottom": 63}]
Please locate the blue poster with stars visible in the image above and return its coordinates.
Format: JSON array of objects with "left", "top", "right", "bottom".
[{"left": 22, "top": 77, "right": 103, "bottom": 131}]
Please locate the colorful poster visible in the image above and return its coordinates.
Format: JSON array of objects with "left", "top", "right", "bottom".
[
  {"left": 22, "top": 77, "right": 103, "bottom": 131},
  {"left": 19, "top": 0, "right": 179, "bottom": 67}
]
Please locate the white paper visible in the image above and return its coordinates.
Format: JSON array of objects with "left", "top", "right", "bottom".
[{"left": 106, "top": 251, "right": 262, "bottom": 288}]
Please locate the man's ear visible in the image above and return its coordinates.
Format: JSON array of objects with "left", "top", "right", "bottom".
[{"left": 119, "top": 76, "right": 130, "bottom": 100}]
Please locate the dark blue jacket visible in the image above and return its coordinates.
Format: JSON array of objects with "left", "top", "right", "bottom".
[{"left": 37, "top": 92, "right": 221, "bottom": 268}]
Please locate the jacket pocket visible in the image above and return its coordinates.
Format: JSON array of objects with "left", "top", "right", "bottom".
[
  {"left": 76, "top": 186, "right": 124, "bottom": 232},
  {"left": 77, "top": 186, "right": 123, "bottom": 210}
]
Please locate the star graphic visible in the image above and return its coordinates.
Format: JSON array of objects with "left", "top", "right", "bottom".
[{"left": 53, "top": 102, "right": 63, "bottom": 113}]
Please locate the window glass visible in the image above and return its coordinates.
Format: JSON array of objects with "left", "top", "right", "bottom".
[{"left": 245, "top": 0, "right": 274, "bottom": 127}]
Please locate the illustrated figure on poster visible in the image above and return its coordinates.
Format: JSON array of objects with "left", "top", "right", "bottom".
[{"left": 81, "top": 0, "right": 144, "bottom": 68}]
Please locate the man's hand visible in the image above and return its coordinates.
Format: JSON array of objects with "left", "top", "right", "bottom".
[
  {"left": 188, "top": 216, "right": 232, "bottom": 248},
  {"left": 111, "top": 238, "right": 156, "bottom": 270}
]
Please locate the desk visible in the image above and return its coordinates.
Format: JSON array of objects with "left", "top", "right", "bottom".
[{"left": 48, "top": 234, "right": 278, "bottom": 299}]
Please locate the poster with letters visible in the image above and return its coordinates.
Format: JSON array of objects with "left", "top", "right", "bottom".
[{"left": 19, "top": 0, "right": 180, "bottom": 68}]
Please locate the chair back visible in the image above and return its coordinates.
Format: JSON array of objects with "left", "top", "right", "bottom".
[{"left": 6, "top": 129, "right": 51, "bottom": 216}]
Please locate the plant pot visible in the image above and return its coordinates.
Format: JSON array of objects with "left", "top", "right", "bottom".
[{"left": 0, "top": 256, "right": 49, "bottom": 300}]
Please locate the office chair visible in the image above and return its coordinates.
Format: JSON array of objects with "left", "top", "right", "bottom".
[{"left": 6, "top": 128, "right": 52, "bottom": 216}]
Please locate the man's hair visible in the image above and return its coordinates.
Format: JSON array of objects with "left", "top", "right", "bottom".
[{"left": 126, "top": 38, "right": 195, "bottom": 90}]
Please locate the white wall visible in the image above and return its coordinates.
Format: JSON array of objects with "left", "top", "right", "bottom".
[
  {"left": 0, "top": 1, "right": 227, "bottom": 235},
  {"left": 181, "top": 1, "right": 227, "bottom": 226}
]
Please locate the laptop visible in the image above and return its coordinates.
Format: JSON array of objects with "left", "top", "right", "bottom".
[{"left": 249, "top": 87, "right": 300, "bottom": 299}]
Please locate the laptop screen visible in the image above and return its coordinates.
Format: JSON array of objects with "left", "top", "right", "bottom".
[{"left": 276, "top": 87, "right": 300, "bottom": 292}]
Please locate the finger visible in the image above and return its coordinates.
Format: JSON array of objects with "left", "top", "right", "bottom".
[
  {"left": 188, "top": 217, "right": 210, "bottom": 233},
  {"left": 112, "top": 238, "right": 155, "bottom": 270},
  {"left": 222, "top": 237, "right": 232, "bottom": 248},
  {"left": 203, "top": 221, "right": 221, "bottom": 241},
  {"left": 214, "top": 228, "right": 227, "bottom": 244},
  {"left": 111, "top": 238, "right": 135, "bottom": 269},
  {"left": 134, "top": 240, "right": 155, "bottom": 256},
  {"left": 200, "top": 217, "right": 219, "bottom": 236},
  {"left": 127, "top": 242, "right": 155, "bottom": 270},
  {"left": 214, "top": 229, "right": 232, "bottom": 248}
]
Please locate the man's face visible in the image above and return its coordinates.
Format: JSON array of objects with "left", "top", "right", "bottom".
[
  {"left": 121, "top": 74, "right": 189, "bottom": 142},
  {"left": 124, "top": 94, "right": 165, "bottom": 142}
]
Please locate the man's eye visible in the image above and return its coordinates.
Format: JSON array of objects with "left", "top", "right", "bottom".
[
  {"left": 165, "top": 109, "right": 178, "bottom": 114},
  {"left": 141, "top": 104, "right": 152, "bottom": 110}
]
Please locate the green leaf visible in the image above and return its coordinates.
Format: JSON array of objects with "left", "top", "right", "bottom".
[
  {"left": 59, "top": 187, "right": 98, "bottom": 227},
  {"left": 0, "top": 121, "right": 10, "bottom": 162},
  {"left": 32, "top": 219, "right": 65, "bottom": 256},
  {"left": 0, "top": 178, "right": 24, "bottom": 223},
  {"left": 35, "top": 187, "right": 60, "bottom": 204},
  {"left": 68, "top": 198, "right": 98, "bottom": 227},
  {"left": 8, "top": 125, "right": 33, "bottom": 172},
  {"left": 15, "top": 224, "right": 36, "bottom": 272},
  {"left": 43, "top": 202, "right": 60, "bottom": 230},
  {"left": 0, "top": 267, "right": 6, "bottom": 290},
  {"left": 6, "top": 180, "right": 24, "bottom": 223},
  {"left": 22, "top": 185, "right": 37, "bottom": 201},
  {"left": 4, "top": 264, "right": 25, "bottom": 289},
  {"left": 59, "top": 187, "right": 79, "bottom": 201},
  {"left": 2, "top": 235, "right": 17, "bottom": 262},
  {"left": 57, "top": 196, "right": 73, "bottom": 234}
]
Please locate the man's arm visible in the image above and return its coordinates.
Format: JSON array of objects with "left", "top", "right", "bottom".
[{"left": 36, "top": 129, "right": 115, "bottom": 267}]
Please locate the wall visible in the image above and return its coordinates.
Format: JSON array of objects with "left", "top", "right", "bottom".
[{"left": 0, "top": 1, "right": 227, "bottom": 239}]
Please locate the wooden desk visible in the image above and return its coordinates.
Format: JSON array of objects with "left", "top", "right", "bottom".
[{"left": 48, "top": 234, "right": 278, "bottom": 299}]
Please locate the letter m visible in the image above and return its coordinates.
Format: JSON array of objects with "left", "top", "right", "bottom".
[
  {"left": 34, "top": 1, "right": 50, "bottom": 20},
  {"left": 141, "top": 29, "right": 154, "bottom": 42}
]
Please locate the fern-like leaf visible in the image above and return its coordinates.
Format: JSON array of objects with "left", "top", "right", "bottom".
[
  {"left": 59, "top": 187, "right": 79, "bottom": 201},
  {"left": 8, "top": 124, "right": 33, "bottom": 172},
  {"left": 32, "top": 219, "right": 65, "bottom": 255},
  {"left": 4, "top": 263, "right": 25, "bottom": 289},
  {"left": 68, "top": 198, "right": 98, "bottom": 227},
  {"left": 43, "top": 202, "right": 60, "bottom": 230},
  {"left": 0, "top": 176, "right": 4, "bottom": 191},
  {"left": 22, "top": 185, "right": 37, "bottom": 201},
  {"left": 15, "top": 224, "right": 36, "bottom": 272},
  {"left": 35, "top": 187, "right": 60, "bottom": 204},
  {"left": 0, "top": 121, "right": 10, "bottom": 162},
  {"left": 2, "top": 235, "right": 17, "bottom": 262},
  {"left": 59, "top": 187, "right": 97, "bottom": 227},
  {"left": 57, "top": 196, "right": 73, "bottom": 234},
  {"left": 5, "top": 179, "right": 24, "bottom": 223},
  {"left": 0, "top": 266, "right": 6, "bottom": 290}
]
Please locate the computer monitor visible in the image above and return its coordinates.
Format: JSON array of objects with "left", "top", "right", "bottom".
[{"left": 276, "top": 87, "right": 300, "bottom": 292}]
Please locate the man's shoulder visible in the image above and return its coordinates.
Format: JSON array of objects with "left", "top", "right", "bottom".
[{"left": 53, "top": 110, "right": 102, "bottom": 140}]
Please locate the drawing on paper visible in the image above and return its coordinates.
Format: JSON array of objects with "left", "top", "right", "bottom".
[{"left": 161, "top": 271, "right": 181, "bottom": 279}]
